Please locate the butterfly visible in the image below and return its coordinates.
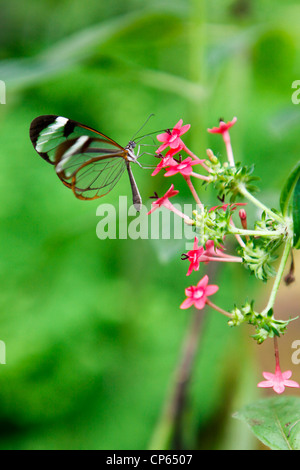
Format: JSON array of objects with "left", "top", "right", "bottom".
[{"left": 29, "top": 115, "right": 145, "bottom": 211}]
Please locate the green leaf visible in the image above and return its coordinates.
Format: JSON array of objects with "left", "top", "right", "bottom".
[
  {"left": 292, "top": 177, "right": 300, "bottom": 249},
  {"left": 233, "top": 397, "right": 300, "bottom": 450},
  {"left": 280, "top": 161, "right": 300, "bottom": 216}
]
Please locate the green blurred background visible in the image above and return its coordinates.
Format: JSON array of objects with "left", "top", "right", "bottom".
[{"left": 0, "top": 0, "right": 300, "bottom": 450}]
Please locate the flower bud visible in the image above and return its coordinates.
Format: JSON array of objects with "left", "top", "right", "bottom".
[
  {"left": 206, "top": 148, "right": 219, "bottom": 164},
  {"left": 239, "top": 209, "right": 247, "bottom": 230}
]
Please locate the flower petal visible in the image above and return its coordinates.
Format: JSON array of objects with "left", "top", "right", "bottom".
[
  {"left": 283, "top": 380, "right": 300, "bottom": 388},
  {"left": 257, "top": 380, "right": 274, "bottom": 388},
  {"left": 179, "top": 123, "right": 191, "bottom": 135},
  {"left": 281, "top": 370, "right": 292, "bottom": 380},
  {"left": 194, "top": 298, "right": 206, "bottom": 310},
  {"left": 180, "top": 298, "right": 194, "bottom": 309},
  {"left": 173, "top": 119, "right": 183, "bottom": 130},
  {"left": 185, "top": 286, "right": 194, "bottom": 297},
  {"left": 157, "top": 132, "right": 169, "bottom": 143},
  {"left": 169, "top": 137, "right": 183, "bottom": 149},
  {"left": 164, "top": 168, "right": 178, "bottom": 177},
  {"left": 273, "top": 382, "right": 285, "bottom": 394},
  {"left": 157, "top": 142, "right": 169, "bottom": 153},
  {"left": 193, "top": 236, "right": 199, "bottom": 250},
  {"left": 197, "top": 275, "right": 209, "bottom": 289},
  {"left": 262, "top": 372, "right": 276, "bottom": 381},
  {"left": 205, "top": 285, "right": 219, "bottom": 296}
]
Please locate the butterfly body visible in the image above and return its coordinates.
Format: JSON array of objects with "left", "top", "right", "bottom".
[{"left": 30, "top": 115, "right": 142, "bottom": 210}]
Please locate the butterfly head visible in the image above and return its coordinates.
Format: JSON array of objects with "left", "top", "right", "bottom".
[
  {"left": 127, "top": 140, "right": 136, "bottom": 150},
  {"left": 126, "top": 140, "right": 139, "bottom": 162}
]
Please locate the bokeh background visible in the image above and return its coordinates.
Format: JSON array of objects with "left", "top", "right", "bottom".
[{"left": 0, "top": 0, "right": 300, "bottom": 450}]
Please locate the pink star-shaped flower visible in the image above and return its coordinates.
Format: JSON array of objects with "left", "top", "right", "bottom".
[
  {"left": 183, "top": 238, "right": 228, "bottom": 276},
  {"left": 151, "top": 156, "right": 177, "bottom": 176},
  {"left": 180, "top": 275, "right": 219, "bottom": 310},
  {"left": 207, "top": 117, "right": 237, "bottom": 135},
  {"left": 156, "top": 119, "right": 190, "bottom": 154},
  {"left": 184, "top": 237, "right": 205, "bottom": 276},
  {"left": 147, "top": 184, "right": 179, "bottom": 215},
  {"left": 164, "top": 157, "right": 205, "bottom": 177},
  {"left": 257, "top": 364, "right": 300, "bottom": 394}
]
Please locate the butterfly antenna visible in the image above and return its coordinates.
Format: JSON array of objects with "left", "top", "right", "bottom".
[{"left": 131, "top": 113, "right": 155, "bottom": 142}]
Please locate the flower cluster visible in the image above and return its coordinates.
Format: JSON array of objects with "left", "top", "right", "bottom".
[{"left": 148, "top": 117, "right": 299, "bottom": 394}]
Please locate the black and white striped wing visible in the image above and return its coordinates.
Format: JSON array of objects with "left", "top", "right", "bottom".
[{"left": 30, "top": 115, "right": 124, "bottom": 163}]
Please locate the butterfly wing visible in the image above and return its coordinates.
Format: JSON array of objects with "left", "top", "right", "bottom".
[
  {"left": 30, "top": 115, "right": 128, "bottom": 201},
  {"left": 30, "top": 115, "right": 123, "bottom": 163},
  {"left": 54, "top": 136, "right": 127, "bottom": 200}
]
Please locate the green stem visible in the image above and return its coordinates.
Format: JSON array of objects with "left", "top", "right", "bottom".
[
  {"left": 238, "top": 184, "right": 284, "bottom": 224},
  {"left": 206, "top": 299, "right": 233, "bottom": 318},
  {"left": 229, "top": 227, "right": 284, "bottom": 238},
  {"left": 262, "top": 237, "right": 293, "bottom": 315}
]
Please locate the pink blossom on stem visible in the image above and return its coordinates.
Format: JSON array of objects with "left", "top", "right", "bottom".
[
  {"left": 156, "top": 119, "right": 191, "bottom": 154},
  {"left": 147, "top": 184, "right": 192, "bottom": 222},
  {"left": 257, "top": 339, "right": 300, "bottom": 394},
  {"left": 180, "top": 275, "right": 219, "bottom": 310},
  {"left": 164, "top": 157, "right": 206, "bottom": 178},
  {"left": 147, "top": 184, "right": 179, "bottom": 215},
  {"left": 207, "top": 117, "right": 237, "bottom": 135},
  {"left": 203, "top": 240, "right": 242, "bottom": 262},
  {"left": 183, "top": 237, "right": 205, "bottom": 276},
  {"left": 257, "top": 365, "right": 299, "bottom": 395},
  {"left": 207, "top": 117, "right": 237, "bottom": 167},
  {"left": 182, "top": 238, "right": 241, "bottom": 276}
]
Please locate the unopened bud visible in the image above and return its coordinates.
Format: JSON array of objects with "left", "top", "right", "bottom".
[
  {"left": 206, "top": 148, "right": 219, "bottom": 164},
  {"left": 239, "top": 209, "right": 247, "bottom": 230}
]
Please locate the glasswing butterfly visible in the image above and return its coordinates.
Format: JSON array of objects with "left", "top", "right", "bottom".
[{"left": 29, "top": 115, "right": 148, "bottom": 211}]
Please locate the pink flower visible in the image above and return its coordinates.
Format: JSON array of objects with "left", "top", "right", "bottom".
[
  {"left": 182, "top": 238, "right": 232, "bottom": 276},
  {"left": 208, "top": 118, "right": 237, "bottom": 167},
  {"left": 165, "top": 143, "right": 184, "bottom": 158},
  {"left": 164, "top": 157, "right": 205, "bottom": 177},
  {"left": 156, "top": 119, "right": 190, "bottom": 154},
  {"left": 209, "top": 202, "right": 247, "bottom": 212},
  {"left": 203, "top": 240, "right": 225, "bottom": 258},
  {"left": 180, "top": 275, "right": 219, "bottom": 310},
  {"left": 207, "top": 117, "right": 237, "bottom": 135},
  {"left": 258, "top": 360, "right": 300, "bottom": 395},
  {"left": 151, "top": 156, "right": 177, "bottom": 176},
  {"left": 147, "top": 184, "right": 179, "bottom": 215},
  {"left": 183, "top": 237, "right": 205, "bottom": 276}
]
